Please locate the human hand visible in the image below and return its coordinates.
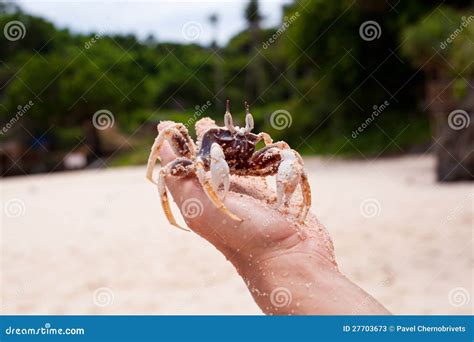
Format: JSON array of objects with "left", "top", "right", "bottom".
[{"left": 155, "top": 121, "right": 390, "bottom": 315}]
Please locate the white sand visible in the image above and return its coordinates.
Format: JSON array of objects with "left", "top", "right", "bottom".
[{"left": 1, "top": 156, "right": 472, "bottom": 314}]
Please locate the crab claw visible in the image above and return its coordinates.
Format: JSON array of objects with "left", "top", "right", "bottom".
[
  {"left": 275, "top": 149, "right": 302, "bottom": 208},
  {"left": 210, "top": 143, "right": 230, "bottom": 200}
]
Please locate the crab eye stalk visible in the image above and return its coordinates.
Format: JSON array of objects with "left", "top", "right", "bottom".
[
  {"left": 244, "top": 101, "right": 254, "bottom": 132},
  {"left": 224, "top": 99, "right": 236, "bottom": 133}
]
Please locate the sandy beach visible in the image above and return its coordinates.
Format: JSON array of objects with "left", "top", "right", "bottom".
[{"left": 1, "top": 155, "right": 472, "bottom": 315}]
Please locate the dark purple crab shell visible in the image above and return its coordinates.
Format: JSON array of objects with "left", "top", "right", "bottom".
[{"left": 198, "top": 127, "right": 259, "bottom": 170}]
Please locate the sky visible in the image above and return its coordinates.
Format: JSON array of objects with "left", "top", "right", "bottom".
[{"left": 14, "top": 0, "right": 293, "bottom": 46}]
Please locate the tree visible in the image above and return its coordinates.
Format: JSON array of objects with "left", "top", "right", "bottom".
[
  {"left": 244, "top": 0, "right": 265, "bottom": 100},
  {"left": 208, "top": 13, "right": 224, "bottom": 106}
]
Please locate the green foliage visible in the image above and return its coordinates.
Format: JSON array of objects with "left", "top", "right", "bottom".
[
  {"left": 450, "top": 20, "right": 474, "bottom": 76},
  {"left": 1, "top": 0, "right": 470, "bottom": 166},
  {"left": 402, "top": 8, "right": 474, "bottom": 77},
  {"left": 0, "top": 12, "right": 62, "bottom": 59},
  {"left": 1, "top": 36, "right": 151, "bottom": 147},
  {"left": 274, "top": 0, "right": 435, "bottom": 152}
]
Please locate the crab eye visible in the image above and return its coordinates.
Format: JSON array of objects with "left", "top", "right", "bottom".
[{"left": 218, "top": 130, "right": 234, "bottom": 141}]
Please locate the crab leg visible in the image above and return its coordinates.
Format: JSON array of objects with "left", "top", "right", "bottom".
[
  {"left": 298, "top": 170, "right": 312, "bottom": 221},
  {"left": 147, "top": 134, "right": 164, "bottom": 185},
  {"left": 256, "top": 141, "right": 290, "bottom": 154},
  {"left": 293, "top": 151, "right": 311, "bottom": 221},
  {"left": 157, "top": 158, "right": 195, "bottom": 231},
  {"left": 257, "top": 132, "right": 273, "bottom": 146},
  {"left": 195, "top": 157, "right": 243, "bottom": 222},
  {"left": 158, "top": 167, "right": 189, "bottom": 231},
  {"left": 146, "top": 124, "right": 195, "bottom": 184}
]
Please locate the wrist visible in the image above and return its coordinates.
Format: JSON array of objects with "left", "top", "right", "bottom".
[
  {"left": 230, "top": 236, "right": 339, "bottom": 315},
  {"left": 249, "top": 251, "right": 336, "bottom": 315},
  {"left": 227, "top": 233, "right": 389, "bottom": 315}
]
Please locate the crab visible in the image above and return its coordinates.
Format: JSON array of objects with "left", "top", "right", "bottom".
[{"left": 146, "top": 100, "right": 311, "bottom": 230}]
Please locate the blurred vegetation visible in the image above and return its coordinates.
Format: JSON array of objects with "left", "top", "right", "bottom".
[
  {"left": 401, "top": 7, "right": 474, "bottom": 99},
  {"left": 0, "top": 0, "right": 472, "bottom": 173}
]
